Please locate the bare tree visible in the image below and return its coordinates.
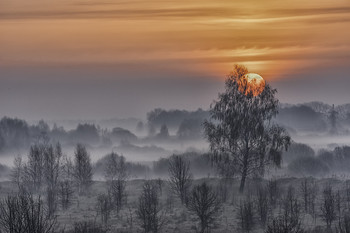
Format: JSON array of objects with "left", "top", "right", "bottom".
[
  {"left": 11, "top": 154, "right": 23, "bottom": 190},
  {"left": 96, "top": 194, "right": 113, "bottom": 226},
  {"left": 73, "top": 144, "right": 93, "bottom": 193},
  {"left": 216, "top": 179, "right": 230, "bottom": 203},
  {"left": 237, "top": 196, "right": 254, "bottom": 233},
  {"left": 345, "top": 181, "right": 350, "bottom": 210},
  {"left": 187, "top": 182, "right": 221, "bottom": 233},
  {"left": 204, "top": 64, "right": 290, "bottom": 192},
  {"left": 104, "top": 152, "right": 128, "bottom": 212},
  {"left": 321, "top": 185, "right": 337, "bottom": 229},
  {"left": 156, "top": 178, "right": 163, "bottom": 196},
  {"left": 256, "top": 185, "right": 269, "bottom": 227},
  {"left": 59, "top": 155, "right": 74, "bottom": 210},
  {"left": 43, "top": 143, "right": 62, "bottom": 188},
  {"left": 267, "top": 179, "right": 280, "bottom": 208},
  {"left": 336, "top": 213, "right": 350, "bottom": 233},
  {"left": 136, "top": 181, "right": 166, "bottom": 233},
  {"left": 24, "top": 144, "right": 45, "bottom": 192},
  {"left": 0, "top": 192, "right": 57, "bottom": 233},
  {"left": 168, "top": 155, "right": 192, "bottom": 205},
  {"left": 43, "top": 143, "right": 62, "bottom": 217},
  {"left": 281, "top": 186, "right": 301, "bottom": 226}
]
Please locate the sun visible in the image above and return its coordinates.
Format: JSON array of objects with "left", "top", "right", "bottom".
[{"left": 237, "top": 73, "right": 265, "bottom": 97}]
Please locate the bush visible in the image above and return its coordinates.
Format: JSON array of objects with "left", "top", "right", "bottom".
[
  {"left": 0, "top": 193, "right": 56, "bottom": 233},
  {"left": 188, "top": 182, "right": 221, "bottom": 233},
  {"left": 265, "top": 215, "right": 305, "bottom": 233}
]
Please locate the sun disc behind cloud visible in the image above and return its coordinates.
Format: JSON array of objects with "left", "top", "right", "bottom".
[{"left": 238, "top": 73, "right": 265, "bottom": 96}]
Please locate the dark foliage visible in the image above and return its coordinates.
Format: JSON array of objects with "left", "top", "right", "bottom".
[{"left": 188, "top": 182, "right": 221, "bottom": 233}]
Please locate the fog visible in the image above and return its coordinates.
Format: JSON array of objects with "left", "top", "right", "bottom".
[{"left": 1, "top": 102, "right": 350, "bottom": 178}]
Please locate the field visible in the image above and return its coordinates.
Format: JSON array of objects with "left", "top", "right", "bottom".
[{"left": 1, "top": 175, "right": 350, "bottom": 233}]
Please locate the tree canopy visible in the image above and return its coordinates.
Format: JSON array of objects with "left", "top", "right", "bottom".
[{"left": 204, "top": 65, "right": 290, "bottom": 192}]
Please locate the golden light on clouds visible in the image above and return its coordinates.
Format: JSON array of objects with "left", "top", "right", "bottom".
[{"left": 0, "top": 0, "right": 349, "bottom": 81}]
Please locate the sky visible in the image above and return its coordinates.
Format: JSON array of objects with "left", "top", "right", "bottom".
[{"left": 0, "top": 0, "right": 350, "bottom": 120}]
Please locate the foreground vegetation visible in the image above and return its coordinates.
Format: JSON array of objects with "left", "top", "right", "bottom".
[{"left": 3, "top": 175, "right": 350, "bottom": 233}]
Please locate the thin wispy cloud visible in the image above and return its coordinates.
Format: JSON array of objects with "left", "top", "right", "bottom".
[{"left": 0, "top": 0, "right": 349, "bottom": 118}]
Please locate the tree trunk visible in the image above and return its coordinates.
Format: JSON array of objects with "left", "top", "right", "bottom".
[
  {"left": 239, "top": 174, "right": 246, "bottom": 193},
  {"left": 240, "top": 146, "right": 249, "bottom": 193}
]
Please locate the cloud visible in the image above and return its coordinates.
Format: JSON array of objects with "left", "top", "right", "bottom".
[{"left": 0, "top": 0, "right": 349, "bottom": 119}]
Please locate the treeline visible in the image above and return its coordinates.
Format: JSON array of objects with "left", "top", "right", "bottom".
[
  {"left": 146, "top": 102, "right": 350, "bottom": 136},
  {"left": 0, "top": 115, "right": 208, "bottom": 153},
  {"left": 285, "top": 143, "right": 350, "bottom": 177},
  {"left": 0, "top": 117, "right": 106, "bottom": 151}
]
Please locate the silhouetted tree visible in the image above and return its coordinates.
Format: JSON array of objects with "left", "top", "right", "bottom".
[
  {"left": 237, "top": 196, "right": 254, "bottom": 233},
  {"left": 336, "top": 213, "right": 350, "bottom": 233},
  {"left": 73, "top": 144, "right": 93, "bottom": 193},
  {"left": 104, "top": 152, "right": 128, "bottom": 212},
  {"left": 168, "top": 155, "right": 192, "bottom": 205},
  {"left": 0, "top": 192, "right": 56, "bottom": 233},
  {"left": 267, "top": 179, "right": 280, "bottom": 208},
  {"left": 11, "top": 155, "right": 23, "bottom": 190},
  {"left": 329, "top": 104, "right": 338, "bottom": 134},
  {"left": 204, "top": 65, "right": 290, "bottom": 192},
  {"left": 24, "top": 144, "right": 45, "bottom": 192},
  {"left": 281, "top": 186, "right": 301, "bottom": 226},
  {"left": 157, "top": 124, "right": 169, "bottom": 139},
  {"left": 300, "top": 178, "right": 318, "bottom": 217},
  {"left": 136, "top": 181, "right": 166, "bottom": 233},
  {"left": 265, "top": 215, "right": 305, "bottom": 233},
  {"left": 188, "top": 183, "right": 221, "bottom": 233},
  {"left": 70, "top": 123, "right": 99, "bottom": 145},
  {"left": 0, "top": 117, "right": 30, "bottom": 149},
  {"left": 59, "top": 155, "right": 74, "bottom": 210},
  {"left": 256, "top": 185, "right": 269, "bottom": 227},
  {"left": 43, "top": 143, "right": 62, "bottom": 217},
  {"left": 321, "top": 185, "right": 337, "bottom": 229},
  {"left": 96, "top": 194, "right": 113, "bottom": 226}
]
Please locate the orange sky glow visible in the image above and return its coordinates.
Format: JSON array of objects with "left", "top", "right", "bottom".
[
  {"left": 0, "top": 0, "right": 350, "bottom": 119},
  {"left": 1, "top": 0, "right": 349, "bottom": 81}
]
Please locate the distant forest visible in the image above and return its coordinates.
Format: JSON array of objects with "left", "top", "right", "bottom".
[{"left": 0, "top": 101, "right": 349, "bottom": 153}]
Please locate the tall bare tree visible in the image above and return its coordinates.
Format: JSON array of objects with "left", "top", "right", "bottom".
[
  {"left": 59, "top": 155, "right": 74, "bottom": 210},
  {"left": 187, "top": 182, "right": 221, "bottom": 233},
  {"left": 11, "top": 154, "right": 23, "bottom": 190},
  {"left": 136, "top": 181, "right": 166, "bottom": 233},
  {"left": 321, "top": 185, "right": 337, "bottom": 229},
  {"left": 43, "top": 143, "right": 62, "bottom": 217},
  {"left": 104, "top": 152, "right": 128, "bottom": 212},
  {"left": 96, "top": 193, "right": 113, "bottom": 226},
  {"left": 168, "top": 155, "right": 192, "bottom": 205},
  {"left": 24, "top": 144, "right": 45, "bottom": 192},
  {"left": 204, "top": 65, "right": 290, "bottom": 192},
  {"left": 73, "top": 144, "right": 93, "bottom": 193}
]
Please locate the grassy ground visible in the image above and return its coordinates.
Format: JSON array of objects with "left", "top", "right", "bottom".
[{"left": 0, "top": 177, "right": 348, "bottom": 233}]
